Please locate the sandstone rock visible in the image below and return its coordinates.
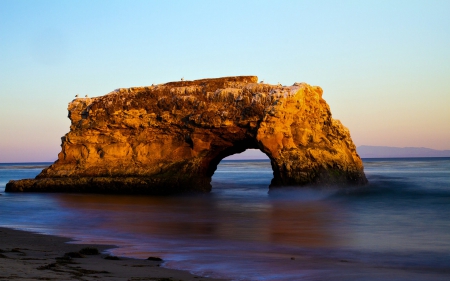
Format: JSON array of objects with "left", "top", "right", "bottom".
[{"left": 6, "top": 76, "right": 367, "bottom": 194}]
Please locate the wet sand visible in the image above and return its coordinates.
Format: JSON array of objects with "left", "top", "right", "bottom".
[
  {"left": 2, "top": 228, "right": 450, "bottom": 281},
  {"left": 0, "top": 227, "right": 228, "bottom": 281}
]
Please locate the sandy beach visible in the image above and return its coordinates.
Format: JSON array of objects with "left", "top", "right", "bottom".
[{"left": 0, "top": 227, "right": 228, "bottom": 281}]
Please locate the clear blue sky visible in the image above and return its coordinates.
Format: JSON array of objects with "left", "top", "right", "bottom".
[{"left": 1, "top": 0, "right": 449, "bottom": 162}]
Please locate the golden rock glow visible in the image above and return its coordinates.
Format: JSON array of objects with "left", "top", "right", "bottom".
[{"left": 6, "top": 76, "right": 367, "bottom": 194}]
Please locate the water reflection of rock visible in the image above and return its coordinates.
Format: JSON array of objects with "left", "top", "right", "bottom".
[
  {"left": 56, "top": 193, "right": 343, "bottom": 248},
  {"left": 56, "top": 194, "right": 219, "bottom": 238},
  {"left": 269, "top": 201, "right": 339, "bottom": 247}
]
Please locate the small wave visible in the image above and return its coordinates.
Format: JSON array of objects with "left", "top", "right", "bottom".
[{"left": 331, "top": 175, "right": 450, "bottom": 202}]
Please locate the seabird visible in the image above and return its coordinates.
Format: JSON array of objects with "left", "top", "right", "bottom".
[
  {"left": 181, "top": 77, "right": 185, "bottom": 81},
  {"left": 85, "top": 95, "right": 88, "bottom": 98},
  {"left": 75, "top": 94, "right": 79, "bottom": 98}
]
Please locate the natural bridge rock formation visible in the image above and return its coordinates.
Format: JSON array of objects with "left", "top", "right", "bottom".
[{"left": 6, "top": 76, "right": 367, "bottom": 194}]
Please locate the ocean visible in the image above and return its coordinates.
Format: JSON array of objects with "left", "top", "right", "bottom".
[{"left": 1, "top": 158, "right": 450, "bottom": 280}]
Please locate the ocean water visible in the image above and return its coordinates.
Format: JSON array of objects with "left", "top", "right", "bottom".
[{"left": 1, "top": 158, "right": 450, "bottom": 280}]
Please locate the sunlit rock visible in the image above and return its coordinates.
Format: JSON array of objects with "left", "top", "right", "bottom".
[{"left": 6, "top": 76, "right": 367, "bottom": 194}]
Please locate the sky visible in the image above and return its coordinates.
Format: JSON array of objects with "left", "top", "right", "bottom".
[{"left": 1, "top": 0, "right": 449, "bottom": 162}]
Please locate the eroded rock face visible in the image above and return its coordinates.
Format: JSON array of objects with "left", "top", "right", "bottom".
[{"left": 6, "top": 76, "right": 367, "bottom": 194}]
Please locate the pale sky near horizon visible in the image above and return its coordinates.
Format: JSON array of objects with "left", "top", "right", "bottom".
[{"left": 1, "top": 0, "right": 449, "bottom": 162}]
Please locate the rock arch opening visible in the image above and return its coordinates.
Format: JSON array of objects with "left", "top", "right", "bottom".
[
  {"left": 204, "top": 139, "right": 270, "bottom": 177},
  {"left": 210, "top": 148, "right": 273, "bottom": 189}
]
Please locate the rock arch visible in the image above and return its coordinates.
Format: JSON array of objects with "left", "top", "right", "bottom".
[{"left": 6, "top": 76, "right": 367, "bottom": 194}]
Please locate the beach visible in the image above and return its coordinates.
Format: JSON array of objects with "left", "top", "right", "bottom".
[
  {"left": 0, "top": 227, "right": 227, "bottom": 281},
  {"left": 2, "top": 226, "right": 450, "bottom": 281},
  {"left": 1, "top": 158, "right": 450, "bottom": 280}
]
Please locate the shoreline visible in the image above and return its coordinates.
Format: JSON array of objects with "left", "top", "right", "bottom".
[{"left": 0, "top": 227, "right": 228, "bottom": 281}]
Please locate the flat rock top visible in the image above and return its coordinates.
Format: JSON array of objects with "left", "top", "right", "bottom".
[{"left": 163, "top": 75, "right": 258, "bottom": 87}]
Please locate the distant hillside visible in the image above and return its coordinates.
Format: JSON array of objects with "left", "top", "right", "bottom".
[{"left": 357, "top": 145, "right": 450, "bottom": 158}]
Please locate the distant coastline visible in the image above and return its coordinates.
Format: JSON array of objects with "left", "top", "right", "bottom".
[
  {"left": 224, "top": 146, "right": 450, "bottom": 160},
  {"left": 357, "top": 145, "right": 450, "bottom": 158}
]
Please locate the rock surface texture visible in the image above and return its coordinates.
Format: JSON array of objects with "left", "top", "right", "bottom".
[{"left": 6, "top": 76, "right": 367, "bottom": 194}]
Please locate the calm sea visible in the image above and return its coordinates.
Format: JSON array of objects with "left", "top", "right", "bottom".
[{"left": 1, "top": 158, "right": 450, "bottom": 280}]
